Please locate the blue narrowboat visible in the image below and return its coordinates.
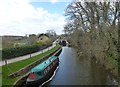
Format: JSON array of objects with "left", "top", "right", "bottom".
[{"left": 26, "top": 56, "right": 59, "bottom": 87}]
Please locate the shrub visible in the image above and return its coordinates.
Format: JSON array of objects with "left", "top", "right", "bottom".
[
  {"left": 35, "top": 41, "right": 47, "bottom": 46},
  {"left": 2, "top": 44, "right": 40, "bottom": 59}
]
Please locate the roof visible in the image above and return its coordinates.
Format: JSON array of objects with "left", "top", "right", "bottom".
[
  {"left": 38, "top": 34, "right": 49, "bottom": 38},
  {"left": 31, "top": 56, "right": 58, "bottom": 72}
]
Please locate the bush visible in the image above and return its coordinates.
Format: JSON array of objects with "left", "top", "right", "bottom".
[
  {"left": 35, "top": 41, "right": 47, "bottom": 46},
  {"left": 2, "top": 44, "right": 40, "bottom": 59}
]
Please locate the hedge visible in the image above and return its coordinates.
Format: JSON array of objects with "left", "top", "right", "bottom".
[{"left": 2, "top": 44, "right": 40, "bottom": 59}]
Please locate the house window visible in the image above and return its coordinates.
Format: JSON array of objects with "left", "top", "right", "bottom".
[{"left": 40, "top": 38, "right": 43, "bottom": 40}]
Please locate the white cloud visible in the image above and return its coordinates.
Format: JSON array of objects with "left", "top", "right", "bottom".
[
  {"left": 29, "top": 0, "right": 72, "bottom": 2},
  {"left": 50, "top": 0, "right": 59, "bottom": 4},
  {"left": 0, "top": 0, "right": 66, "bottom": 36}
]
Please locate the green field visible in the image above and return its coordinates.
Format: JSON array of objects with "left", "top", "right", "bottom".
[{"left": 2, "top": 44, "right": 61, "bottom": 86}]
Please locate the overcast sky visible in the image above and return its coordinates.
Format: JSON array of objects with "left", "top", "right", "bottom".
[{"left": 0, "top": 0, "right": 72, "bottom": 36}]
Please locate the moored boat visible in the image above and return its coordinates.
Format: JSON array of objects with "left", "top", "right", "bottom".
[{"left": 26, "top": 56, "right": 59, "bottom": 87}]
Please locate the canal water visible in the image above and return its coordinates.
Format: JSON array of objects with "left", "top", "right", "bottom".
[{"left": 42, "top": 47, "right": 117, "bottom": 86}]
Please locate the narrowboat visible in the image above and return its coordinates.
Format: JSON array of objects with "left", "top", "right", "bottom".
[{"left": 26, "top": 56, "right": 59, "bottom": 87}]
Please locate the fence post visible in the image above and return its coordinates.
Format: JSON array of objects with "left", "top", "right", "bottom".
[
  {"left": 5, "top": 59, "right": 7, "bottom": 65},
  {"left": 30, "top": 54, "right": 31, "bottom": 58},
  {"left": 41, "top": 50, "right": 43, "bottom": 53}
]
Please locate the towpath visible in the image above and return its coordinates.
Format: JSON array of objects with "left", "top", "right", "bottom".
[{"left": 0, "top": 43, "right": 56, "bottom": 66}]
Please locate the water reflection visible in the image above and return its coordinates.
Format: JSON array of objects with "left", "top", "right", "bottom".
[{"left": 42, "top": 47, "right": 117, "bottom": 86}]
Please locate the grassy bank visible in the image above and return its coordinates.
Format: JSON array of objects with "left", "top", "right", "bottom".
[{"left": 2, "top": 44, "right": 61, "bottom": 86}]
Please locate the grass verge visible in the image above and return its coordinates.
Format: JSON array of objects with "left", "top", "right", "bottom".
[{"left": 2, "top": 44, "right": 61, "bottom": 86}]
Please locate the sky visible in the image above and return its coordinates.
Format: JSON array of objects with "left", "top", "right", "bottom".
[{"left": 0, "top": 0, "right": 72, "bottom": 36}]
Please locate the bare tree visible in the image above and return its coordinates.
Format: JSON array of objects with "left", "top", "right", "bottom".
[
  {"left": 46, "top": 29, "right": 57, "bottom": 41},
  {"left": 64, "top": 1, "right": 120, "bottom": 77}
]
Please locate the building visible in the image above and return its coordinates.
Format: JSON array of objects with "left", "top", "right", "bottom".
[
  {"left": 2, "top": 33, "right": 51, "bottom": 48},
  {"left": 38, "top": 34, "right": 49, "bottom": 42}
]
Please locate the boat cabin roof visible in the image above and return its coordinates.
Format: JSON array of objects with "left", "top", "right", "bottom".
[{"left": 31, "top": 56, "right": 58, "bottom": 72}]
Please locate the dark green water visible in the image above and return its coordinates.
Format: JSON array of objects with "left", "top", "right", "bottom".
[{"left": 42, "top": 47, "right": 118, "bottom": 86}]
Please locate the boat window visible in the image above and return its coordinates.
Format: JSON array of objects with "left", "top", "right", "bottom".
[
  {"left": 47, "top": 66, "right": 50, "bottom": 71},
  {"left": 50, "top": 64, "right": 53, "bottom": 68},
  {"left": 37, "top": 72, "right": 42, "bottom": 76}
]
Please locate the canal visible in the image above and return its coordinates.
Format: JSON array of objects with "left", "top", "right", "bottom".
[{"left": 42, "top": 47, "right": 117, "bottom": 86}]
